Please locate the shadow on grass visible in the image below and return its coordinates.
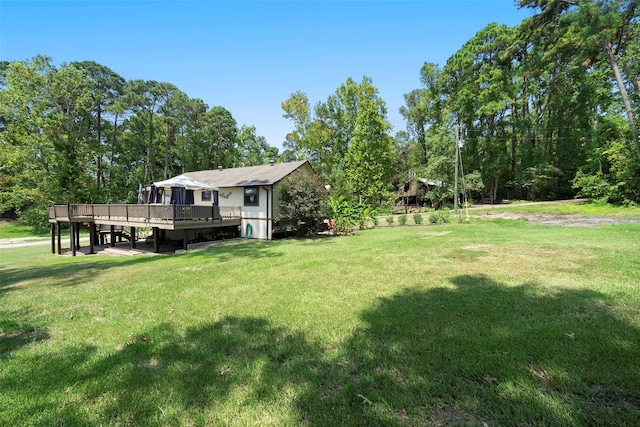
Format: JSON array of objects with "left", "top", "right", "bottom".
[
  {"left": 0, "top": 239, "right": 283, "bottom": 295},
  {"left": 186, "top": 238, "right": 284, "bottom": 263},
  {"left": 1, "top": 275, "right": 639, "bottom": 425},
  {"left": 0, "top": 308, "right": 49, "bottom": 355},
  {"left": 0, "top": 256, "right": 159, "bottom": 293},
  {"left": 294, "top": 274, "right": 640, "bottom": 425},
  {"left": 0, "top": 317, "right": 324, "bottom": 425}
]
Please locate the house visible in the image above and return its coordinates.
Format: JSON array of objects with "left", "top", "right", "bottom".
[
  {"left": 48, "top": 160, "right": 315, "bottom": 256},
  {"left": 396, "top": 177, "right": 444, "bottom": 207},
  {"left": 164, "top": 160, "right": 315, "bottom": 240}
]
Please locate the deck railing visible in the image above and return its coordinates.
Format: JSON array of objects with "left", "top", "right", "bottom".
[{"left": 49, "top": 204, "right": 241, "bottom": 223}]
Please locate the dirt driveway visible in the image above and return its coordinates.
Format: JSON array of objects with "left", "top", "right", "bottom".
[
  {"left": 468, "top": 199, "right": 640, "bottom": 227},
  {"left": 472, "top": 211, "right": 640, "bottom": 227}
]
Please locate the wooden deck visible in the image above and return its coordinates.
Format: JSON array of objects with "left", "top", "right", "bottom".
[
  {"left": 48, "top": 204, "right": 241, "bottom": 256},
  {"left": 49, "top": 204, "right": 241, "bottom": 230}
]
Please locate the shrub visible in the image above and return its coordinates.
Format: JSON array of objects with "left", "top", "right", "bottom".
[
  {"left": 277, "top": 172, "right": 328, "bottom": 237},
  {"left": 386, "top": 215, "right": 395, "bottom": 225},
  {"left": 413, "top": 213, "right": 423, "bottom": 225},
  {"left": 439, "top": 208, "right": 451, "bottom": 223},
  {"left": 327, "top": 196, "right": 375, "bottom": 234},
  {"left": 398, "top": 214, "right": 407, "bottom": 225},
  {"left": 353, "top": 201, "right": 374, "bottom": 229},
  {"left": 429, "top": 209, "right": 451, "bottom": 224},
  {"left": 572, "top": 171, "right": 612, "bottom": 202}
]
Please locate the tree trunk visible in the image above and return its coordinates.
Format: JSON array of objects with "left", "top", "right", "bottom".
[
  {"left": 418, "top": 123, "right": 428, "bottom": 166},
  {"left": 604, "top": 40, "right": 638, "bottom": 146},
  {"left": 96, "top": 104, "right": 102, "bottom": 187},
  {"left": 510, "top": 102, "right": 517, "bottom": 179},
  {"left": 164, "top": 121, "right": 170, "bottom": 180},
  {"left": 145, "top": 110, "right": 154, "bottom": 183},
  {"left": 492, "top": 175, "right": 498, "bottom": 203},
  {"left": 623, "top": 63, "right": 640, "bottom": 92},
  {"left": 108, "top": 111, "right": 119, "bottom": 187}
]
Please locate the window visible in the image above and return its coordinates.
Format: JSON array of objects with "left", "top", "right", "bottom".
[
  {"left": 244, "top": 186, "right": 259, "bottom": 206},
  {"left": 201, "top": 190, "right": 212, "bottom": 202}
]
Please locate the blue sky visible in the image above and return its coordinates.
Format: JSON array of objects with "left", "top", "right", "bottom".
[{"left": 1, "top": 1, "right": 533, "bottom": 150}]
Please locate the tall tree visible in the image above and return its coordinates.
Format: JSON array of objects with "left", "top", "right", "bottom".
[
  {"left": 69, "top": 61, "right": 126, "bottom": 189},
  {"left": 344, "top": 78, "right": 395, "bottom": 204},
  {"left": 156, "top": 82, "right": 187, "bottom": 179},
  {"left": 283, "top": 77, "right": 395, "bottom": 204},
  {"left": 442, "top": 23, "right": 515, "bottom": 201},
  {"left": 400, "top": 62, "right": 445, "bottom": 167},
  {"left": 0, "top": 56, "right": 57, "bottom": 224},
  {"left": 47, "top": 63, "right": 95, "bottom": 202},
  {"left": 281, "top": 90, "right": 311, "bottom": 159},
  {"left": 238, "top": 125, "right": 278, "bottom": 166},
  {"left": 520, "top": 0, "right": 640, "bottom": 147},
  {"left": 126, "top": 79, "right": 164, "bottom": 183},
  {"left": 203, "top": 106, "right": 238, "bottom": 168}
]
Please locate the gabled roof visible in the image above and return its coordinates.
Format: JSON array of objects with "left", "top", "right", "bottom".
[{"left": 184, "top": 160, "right": 312, "bottom": 188}]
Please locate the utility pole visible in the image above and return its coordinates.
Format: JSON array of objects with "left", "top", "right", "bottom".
[{"left": 454, "top": 122, "right": 460, "bottom": 216}]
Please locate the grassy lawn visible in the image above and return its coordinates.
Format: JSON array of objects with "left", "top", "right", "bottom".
[
  {"left": 1, "top": 216, "right": 639, "bottom": 425},
  {"left": 0, "top": 221, "right": 51, "bottom": 240}
]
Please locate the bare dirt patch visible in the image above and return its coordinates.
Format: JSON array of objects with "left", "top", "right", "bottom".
[
  {"left": 420, "top": 231, "right": 452, "bottom": 237},
  {"left": 473, "top": 211, "right": 640, "bottom": 227},
  {"left": 462, "top": 244, "right": 493, "bottom": 251}
]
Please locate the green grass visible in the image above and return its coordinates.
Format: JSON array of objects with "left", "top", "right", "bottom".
[
  {"left": 0, "top": 221, "right": 51, "bottom": 239},
  {"left": 1, "top": 216, "right": 639, "bottom": 426}
]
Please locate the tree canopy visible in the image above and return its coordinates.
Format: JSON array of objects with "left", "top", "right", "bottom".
[
  {"left": 394, "top": 0, "right": 639, "bottom": 205},
  {"left": 0, "top": 56, "right": 280, "bottom": 226},
  {"left": 2, "top": 1, "right": 639, "bottom": 228}
]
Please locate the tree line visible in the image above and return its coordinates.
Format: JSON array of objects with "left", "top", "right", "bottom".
[
  {"left": 0, "top": 56, "right": 280, "bottom": 225},
  {"left": 283, "top": 0, "right": 639, "bottom": 206},
  {"left": 1, "top": 0, "right": 639, "bottom": 229}
]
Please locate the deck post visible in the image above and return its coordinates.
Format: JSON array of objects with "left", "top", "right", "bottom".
[
  {"left": 71, "top": 222, "right": 76, "bottom": 257},
  {"left": 50, "top": 222, "right": 55, "bottom": 254},
  {"left": 153, "top": 226, "right": 160, "bottom": 253},
  {"left": 130, "top": 226, "right": 136, "bottom": 249},
  {"left": 57, "top": 221, "right": 62, "bottom": 255},
  {"left": 110, "top": 225, "right": 115, "bottom": 247},
  {"left": 75, "top": 222, "right": 80, "bottom": 249},
  {"left": 89, "top": 222, "right": 96, "bottom": 254}
]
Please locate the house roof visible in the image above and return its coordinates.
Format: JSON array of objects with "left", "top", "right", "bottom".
[
  {"left": 184, "top": 160, "right": 312, "bottom": 188},
  {"left": 397, "top": 177, "right": 444, "bottom": 196}
]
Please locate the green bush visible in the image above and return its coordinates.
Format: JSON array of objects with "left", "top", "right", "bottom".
[
  {"left": 440, "top": 208, "right": 451, "bottom": 223},
  {"left": 386, "top": 215, "right": 395, "bottom": 225},
  {"left": 572, "top": 171, "right": 612, "bottom": 202},
  {"left": 277, "top": 172, "right": 328, "bottom": 237},
  {"left": 413, "top": 213, "right": 423, "bottom": 225},
  {"left": 398, "top": 214, "right": 407, "bottom": 225},
  {"left": 429, "top": 209, "right": 451, "bottom": 224},
  {"left": 327, "top": 196, "right": 375, "bottom": 234}
]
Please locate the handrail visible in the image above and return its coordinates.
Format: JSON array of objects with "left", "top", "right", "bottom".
[{"left": 49, "top": 204, "right": 240, "bottom": 223}]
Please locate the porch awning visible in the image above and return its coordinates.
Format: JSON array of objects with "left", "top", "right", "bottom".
[{"left": 152, "top": 175, "right": 219, "bottom": 191}]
